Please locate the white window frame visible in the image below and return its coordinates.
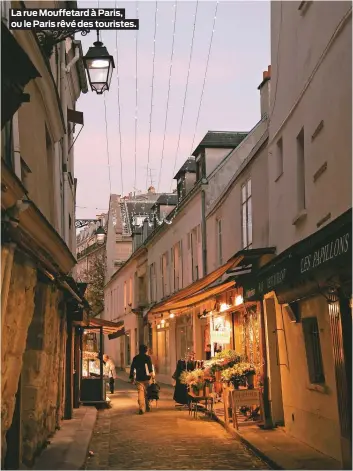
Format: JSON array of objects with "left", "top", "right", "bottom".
[
  {"left": 216, "top": 219, "right": 223, "bottom": 266},
  {"left": 241, "top": 179, "right": 252, "bottom": 250}
]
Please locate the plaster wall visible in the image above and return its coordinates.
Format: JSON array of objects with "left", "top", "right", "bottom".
[
  {"left": 273, "top": 293, "right": 341, "bottom": 461},
  {"left": 268, "top": 2, "right": 352, "bottom": 253},
  {"left": 147, "top": 192, "right": 202, "bottom": 302},
  {"left": 206, "top": 141, "right": 269, "bottom": 272},
  {"left": 206, "top": 119, "right": 268, "bottom": 212}
]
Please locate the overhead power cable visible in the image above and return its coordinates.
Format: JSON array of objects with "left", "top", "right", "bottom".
[
  {"left": 190, "top": 0, "right": 219, "bottom": 156},
  {"left": 115, "top": 0, "right": 124, "bottom": 197},
  {"left": 134, "top": 1, "right": 139, "bottom": 197},
  {"left": 170, "top": 0, "right": 199, "bottom": 190},
  {"left": 157, "top": 1, "right": 178, "bottom": 193},
  {"left": 145, "top": 1, "right": 158, "bottom": 191},
  {"left": 103, "top": 95, "right": 112, "bottom": 194}
]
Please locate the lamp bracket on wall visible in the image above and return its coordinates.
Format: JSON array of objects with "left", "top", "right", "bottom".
[{"left": 36, "top": 29, "right": 91, "bottom": 57}]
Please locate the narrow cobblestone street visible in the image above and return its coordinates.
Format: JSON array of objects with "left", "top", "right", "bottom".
[{"left": 85, "top": 379, "right": 269, "bottom": 470}]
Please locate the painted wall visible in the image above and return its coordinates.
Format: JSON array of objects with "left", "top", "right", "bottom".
[
  {"left": 268, "top": 1, "right": 352, "bottom": 253},
  {"left": 147, "top": 191, "right": 202, "bottom": 302},
  {"left": 206, "top": 142, "right": 269, "bottom": 272},
  {"left": 205, "top": 147, "right": 234, "bottom": 177},
  {"left": 205, "top": 119, "right": 268, "bottom": 213},
  {"left": 265, "top": 2, "right": 352, "bottom": 464},
  {"left": 272, "top": 293, "right": 342, "bottom": 461}
]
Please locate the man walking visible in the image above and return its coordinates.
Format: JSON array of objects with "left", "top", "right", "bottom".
[{"left": 129, "top": 345, "right": 154, "bottom": 414}]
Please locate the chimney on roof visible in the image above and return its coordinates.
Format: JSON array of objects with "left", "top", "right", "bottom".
[{"left": 258, "top": 65, "right": 271, "bottom": 120}]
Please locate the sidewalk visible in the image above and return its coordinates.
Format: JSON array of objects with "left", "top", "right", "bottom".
[
  {"left": 32, "top": 407, "right": 97, "bottom": 470},
  {"left": 215, "top": 417, "right": 341, "bottom": 470}
]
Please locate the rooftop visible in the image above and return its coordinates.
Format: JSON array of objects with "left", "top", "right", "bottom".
[
  {"left": 174, "top": 158, "right": 196, "bottom": 180},
  {"left": 192, "top": 131, "right": 248, "bottom": 156}
]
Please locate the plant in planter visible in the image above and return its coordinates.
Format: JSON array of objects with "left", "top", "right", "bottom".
[
  {"left": 180, "top": 368, "right": 205, "bottom": 396},
  {"left": 242, "top": 363, "right": 256, "bottom": 389},
  {"left": 221, "top": 364, "right": 245, "bottom": 389}
]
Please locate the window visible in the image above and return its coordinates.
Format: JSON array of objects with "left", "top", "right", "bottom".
[
  {"left": 191, "top": 227, "right": 199, "bottom": 281},
  {"left": 129, "top": 276, "right": 133, "bottom": 305},
  {"left": 275, "top": 137, "right": 283, "bottom": 180},
  {"left": 297, "top": 128, "right": 306, "bottom": 211},
  {"left": 173, "top": 242, "right": 182, "bottom": 292},
  {"left": 123, "top": 281, "right": 127, "bottom": 309},
  {"left": 302, "top": 317, "right": 325, "bottom": 384},
  {"left": 161, "top": 252, "right": 169, "bottom": 297},
  {"left": 177, "top": 177, "right": 185, "bottom": 202},
  {"left": 216, "top": 219, "right": 223, "bottom": 266},
  {"left": 1, "top": 119, "right": 13, "bottom": 168},
  {"left": 241, "top": 179, "right": 252, "bottom": 249},
  {"left": 149, "top": 263, "right": 156, "bottom": 302}
]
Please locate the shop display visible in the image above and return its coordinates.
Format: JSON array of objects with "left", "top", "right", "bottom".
[{"left": 80, "top": 327, "right": 106, "bottom": 403}]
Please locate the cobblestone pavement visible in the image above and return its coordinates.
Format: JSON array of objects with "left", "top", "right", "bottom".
[{"left": 85, "top": 379, "right": 269, "bottom": 470}]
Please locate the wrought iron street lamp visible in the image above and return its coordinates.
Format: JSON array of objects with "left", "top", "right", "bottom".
[
  {"left": 95, "top": 226, "right": 106, "bottom": 245},
  {"left": 83, "top": 32, "right": 115, "bottom": 94},
  {"left": 75, "top": 219, "right": 106, "bottom": 245},
  {"left": 36, "top": 28, "right": 114, "bottom": 95}
]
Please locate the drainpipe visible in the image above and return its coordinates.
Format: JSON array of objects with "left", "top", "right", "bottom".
[
  {"left": 259, "top": 300, "right": 274, "bottom": 429},
  {"left": 201, "top": 179, "right": 208, "bottom": 277},
  {"left": 60, "top": 42, "right": 69, "bottom": 245}
]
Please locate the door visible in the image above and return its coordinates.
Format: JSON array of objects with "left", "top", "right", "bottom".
[{"left": 264, "top": 297, "right": 284, "bottom": 426}]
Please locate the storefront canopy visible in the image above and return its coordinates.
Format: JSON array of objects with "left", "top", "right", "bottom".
[
  {"left": 148, "top": 252, "right": 244, "bottom": 315},
  {"left": 243, "top": 209, "right": 352, "bottom": 303},
  {"left": 75, "top": 317, "right": 125, "bottom": 336},
  {"left": 153, "top": 280, "right": 236, "bottom": 315}
]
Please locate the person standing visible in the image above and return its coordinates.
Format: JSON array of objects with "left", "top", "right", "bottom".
[
  {"left": 103, "top": 354, "right": 117, "bottom": 394},
  {"left": 129, "top": 345, "right": 154, "bottom": 415}
]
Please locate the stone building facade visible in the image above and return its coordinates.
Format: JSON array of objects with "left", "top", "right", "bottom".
[{"left": 1, "top": 1, "right": 88, "bottom": 467}]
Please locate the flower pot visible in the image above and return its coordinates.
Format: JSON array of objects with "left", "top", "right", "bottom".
[
  {"left": 215, "top": 371, "right": 221, "bottom": 382},
  {"left": 246, "top": 373, "right": 255, "bottom": 389},
  {"left": 204, "top": 385, "right": 210, "bottom": 397}
]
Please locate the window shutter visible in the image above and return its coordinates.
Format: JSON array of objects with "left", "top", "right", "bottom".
[{"left": 302, "top": 317, "right": 325, "bottom": 384}]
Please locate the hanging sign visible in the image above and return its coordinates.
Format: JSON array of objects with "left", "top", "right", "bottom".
[{"left": 210, "top": 317, "right": 231, "bottom": 344}]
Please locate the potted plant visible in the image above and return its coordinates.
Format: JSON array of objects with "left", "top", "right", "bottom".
[
  {"left": 221, "top": 363, "right": 248, "bottom": 389},
  {"left": 242, "top": 363, "right": 256, "bottom": 389}
]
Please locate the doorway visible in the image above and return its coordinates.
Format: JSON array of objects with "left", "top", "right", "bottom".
[
  {"left": 4, "top": 375, "right": 22, "bottom": 469},
  {"left": 264, "top": 296, "right": 284, "bottom": 426}
]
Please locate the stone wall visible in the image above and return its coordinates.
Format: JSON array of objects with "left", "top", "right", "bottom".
[
  {"left": 1, "top": 250, "right": 37, "bottom": 463},
  {"left": 21, "top": 280, "right": 67, "bottom": 466}
]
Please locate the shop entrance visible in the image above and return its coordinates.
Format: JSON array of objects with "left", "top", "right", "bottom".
[
  {"left": 125, "top": 332, "right": 131, "bottom": 366},
  {"left": 156, "top": 328, "right": 170, "bottom": 375},
  {"left": 264, "top": 296, "right": 284, "bottom": 426},
  {"left": 4, "top": 375, "right": 21, "bottom": 470},
  {"left": 176, "top": 314, "right": 193, "bottom": 360}
]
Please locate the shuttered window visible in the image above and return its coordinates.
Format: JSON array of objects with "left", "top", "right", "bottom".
[{"left": 302, "top": 317, "right": 325, "bottom": 384}]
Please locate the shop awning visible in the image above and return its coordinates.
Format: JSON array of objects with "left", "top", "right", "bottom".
[
  {"left": 152, "top": 280, "right": 236, "bottom": 315},
  {"left": 75, "top": 317, "right": 125, "bottom": 336},
  {"left": 148, "top": 252, "right": 244, "bottom": 315},
  {"left": 243, "top": 209, "right": 352, "bottom": 303}
]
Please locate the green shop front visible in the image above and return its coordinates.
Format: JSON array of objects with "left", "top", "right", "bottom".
[{"left": 243, "top": 209, "right": 352, "bottom": 467}]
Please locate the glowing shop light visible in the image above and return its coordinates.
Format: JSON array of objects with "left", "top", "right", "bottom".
[
  {"left": 235, "top": 295, "right": 244, "bottom": 306},
  {"left": 219, "top": 303, "right": 230, "bottom": 313}
]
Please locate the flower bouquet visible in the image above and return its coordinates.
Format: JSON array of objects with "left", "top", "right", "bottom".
[
  {"left": 180, "top": 369, "right": 205, "bottom": 396},
  {"left": 221, "top": 364, "right": 246, "bottom": 389}
]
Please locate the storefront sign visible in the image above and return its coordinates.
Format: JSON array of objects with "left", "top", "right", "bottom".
[
  {"left": 300, "top": 232, "right": 350, "bottom": 274},
  {"left": 211, "top": 330, "right": 231, "bottom": 344},
  {"left": 243, "top": 210, "right": 351, "bottom": 302},
  {"left": 232, "top": 388, "right": 260, "bottom": 407},
  {"left": 210, "top": 316, "right": 231, "bottom": 345}
]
